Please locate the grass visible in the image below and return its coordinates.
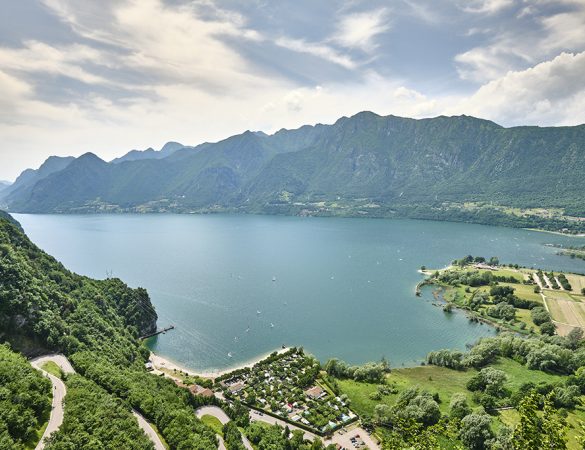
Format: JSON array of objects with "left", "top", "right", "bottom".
[
  {"left": 338, "top": 357, "right": 582, "bottom": 449},
  {"left": 502, "top": 283, "right": 543, "bottom": 303},
  {"left": 546, "top": 298, "right": 569, "bottom": 323},
  {"left": 201, "top": 415, "right": 224, "bottom": 436},
  {"left": 41, "top": 361, "right": 63, "bottom": 378},
  {"left": 339, "top": 365, "right": 477, "bottom": 417},
  {"left": 151, "top": 423, "right": 171, "bottom": 450},
  {"left": 499, "top": 404, "right": 585, "bottom": 449},
  {"left": 566, "top": 274, "right": 585, "bottom": 294},
  {"left": 515, "top": 308, "right": 538, "bottom": 333},
  {"left": 338, "top": 358, "right": 566, "bottom": 426}
]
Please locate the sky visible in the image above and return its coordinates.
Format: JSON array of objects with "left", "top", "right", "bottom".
[{"left": 1, "top": 0, "right": 585, "bottom": 180}]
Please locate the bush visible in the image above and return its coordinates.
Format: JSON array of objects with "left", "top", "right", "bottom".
[
  {"left": 531, "top": 307, "right": 551, "bottom": 326},
  {"left": 466, "top": 367, "right": 507, "bottom": 397},
  {"left": 449, "top": 393, "right": 471, "bottom": 420},
  {"left": 460, "top": 412, "right": 493, "bottom": 450},
  {"left": 540, "top": 321, "right": 556, "bottom": 336}
]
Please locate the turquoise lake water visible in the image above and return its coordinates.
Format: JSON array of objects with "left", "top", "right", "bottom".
[{"left": 15, "top": 214, "right": 585, "bottom": 372}]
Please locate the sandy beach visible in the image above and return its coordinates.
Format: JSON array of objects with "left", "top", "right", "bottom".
[{"left": 150, "top": 347, "right": 292, "bottom": 379}]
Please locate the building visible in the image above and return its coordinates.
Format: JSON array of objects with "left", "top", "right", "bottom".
[
  {"left": 228, "top": 382, "right": 245, "bottom": 394},
  {"left": 305, "top": 386, "right": 325, "bottom": 399}
]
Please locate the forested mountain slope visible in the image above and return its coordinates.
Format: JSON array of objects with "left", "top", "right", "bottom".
[
  {"left": 0, "top": 213, "right": 218, "bottom": 448},
  {"left": 4, "top": 113, "right": 585, "bottom": 231}
]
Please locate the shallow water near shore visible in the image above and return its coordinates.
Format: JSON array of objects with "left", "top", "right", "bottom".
[{"left": 15, "top": 213, "right": 585, "bottom": 372}]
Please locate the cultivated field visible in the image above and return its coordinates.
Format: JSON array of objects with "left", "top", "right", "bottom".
[{"left": 541, "top": 272, "right": 585, "bottom": 335}]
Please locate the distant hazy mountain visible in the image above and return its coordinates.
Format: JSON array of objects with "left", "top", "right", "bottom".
[
  {"left": 0, "top": 180, "right": 11, "bottom": 193},
  {"left": 4, "top": 112, "right": 585, "bottom": 231},
  {"left": 111, "top": 141, "right": 189, "bottom": 164},
  {"left": 0, "top": 156, "right": 75, "bottom": 202}
]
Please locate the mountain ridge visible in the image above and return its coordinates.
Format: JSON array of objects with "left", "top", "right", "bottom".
[{"left": 3, "top": 112, "right": 585, "bottom": 232}]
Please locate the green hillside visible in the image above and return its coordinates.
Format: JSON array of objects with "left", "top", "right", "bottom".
[
  {"left": 3, "top": 113, "right": 585, "bottom": 232},
  {"left": 0, "top": 344, "right": 51, "bottom": 449},
  {"left": 0, "top": 213, "right": 218, "bottom": 448}
]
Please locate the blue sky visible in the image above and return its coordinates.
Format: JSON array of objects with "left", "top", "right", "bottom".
[{"left": 1, "top": 0, "right": 585, "bottom": 180}]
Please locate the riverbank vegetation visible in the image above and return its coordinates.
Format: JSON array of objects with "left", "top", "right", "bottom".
[
  {"left": 0, "top": 343, "right": 51, "bottom": 449},
  {"left": 422, "top": 255, "right": 585, "bottom": 336}
]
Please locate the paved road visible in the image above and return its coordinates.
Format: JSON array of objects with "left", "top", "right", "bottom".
[
  {"left": 326, "top": 425, "right": 381, "bottom": 450},
  {"left": 132, "top": 410, "right": 166, "bottom": 450},
  {"left": 30, "top": 354, "right": 165, "bottom": 450},
  {"left": 196, "top": 406, "right": 254, "bottom": 450},
  {"left": 249, "top": 409, "right": 316, "bottom": 441},
  {"left": 30, "top": 355, "right": 71, "bottom": 450}
]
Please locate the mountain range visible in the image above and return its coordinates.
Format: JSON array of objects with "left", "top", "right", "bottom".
[{"left": 2, "top": 112, "right": 584, "bottom": 231}]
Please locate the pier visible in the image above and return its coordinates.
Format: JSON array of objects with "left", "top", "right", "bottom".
[{"left": 140, "top": 325, "right": 175, "bottom": 340}]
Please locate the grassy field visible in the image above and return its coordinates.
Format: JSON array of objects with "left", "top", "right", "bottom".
[
  {"left": 41, "top": 361, "right": 62, "bottom": 378},
  {"left": 544, "top": 287, "right": 585, "bottom": 331},
  {"left": 338, "top": 357, "right": 577, "bottom": 448},
  {"left": 502, "top": 282, "right": 543, "bottom": 303},
  {"left": 567, "top": 274, "right": 585, "bottom": 294},
  {"left": 201, "top": 415, "right": 224, "bottom": 436},
  {"left": 339, "top": 358, "right": 563, "bottom": 418}
]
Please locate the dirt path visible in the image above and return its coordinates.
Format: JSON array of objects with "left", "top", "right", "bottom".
[
  {"left": 533, "top": 274, "right": 544, "bottom": 290},
  {"left": 542, "top": 273, "right": 554, "bottom": 289}
]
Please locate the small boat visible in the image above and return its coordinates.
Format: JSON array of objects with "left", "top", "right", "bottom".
[
  {"left": 272, "top": 276, "right": 277, "bottom": 282},
  {"left": 270, "top": 323, "right": 274, "bottom": 328},
  {"left": 257, "top": 310, "right": 261, "bottom": 315},
  {"left": 245, "top": 327, "right": 250, "bottom": 333},
  {"left": 228, "top": 352, "right": 233, "bottom": 358}
]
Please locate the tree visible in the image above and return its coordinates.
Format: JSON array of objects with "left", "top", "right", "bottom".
[
  {"left": 460, "top": 411, "right": 493, "bottom": 450},
  {"left": 567, "top": 327, "right": 584, "bottom": 349},
  {"left": 531, "top": 307, "right": 551, "bottom": 326},
  {"left": 513, "top": 392, "right": 568, "bottom": 450},
  {"left": 466, "top": 367, "right": 507, "bottom": 397},
  {"left": 541, "top": 394, "right": 568, "bottom": 449},
  {"left": 449, "top": 393, "right": 471, "bottom": 420},
  {"left": 540, "top": 321, "right": 556, "bottom": 336}
]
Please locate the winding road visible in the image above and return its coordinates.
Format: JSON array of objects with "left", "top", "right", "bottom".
[
  {"left": 30, "top": 355, "right": 74, "bottom": 450},
  {"left": 30, "top": 354, "right": 166, "bottom": 450},
  {"left": 196, "top": 406, "right": 254, "bottom": 450}
]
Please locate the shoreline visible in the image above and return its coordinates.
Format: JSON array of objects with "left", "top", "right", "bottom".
[
  {"left": 524, "top": 228, "right": 585, "bottom": 238},
  {"left": 150, "top": 347, "right": 292, "bottom": 379}
]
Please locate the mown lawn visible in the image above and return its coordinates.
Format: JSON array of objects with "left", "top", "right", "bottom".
[
  {"left": 502, "top": 282, "right": 543, "bottom": 303},
  {"left": 201, "top": 415, "right": 224, "bottom": 436},
  {"left": 41, "top": 361, "right": 62, "bottom": 378}
]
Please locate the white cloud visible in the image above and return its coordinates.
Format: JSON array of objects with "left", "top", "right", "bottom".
[
  {"left": 331, "top": 8, "right": 390, "bottom": 53},
  {"left": 2, "top": 0, "right": 585, "bottom": 181},
  {"left": 449, "top": 51, "right": 585, "bottom": 125},
  {"left": 455, "top": 0, "right": 585, "bottom": 82},
  {"left": 454, "top": 41, "right": 532, "bottom": 82},
  {"left": 540, "top": 9, "right": 585, "bottom": 52},
  {"left": 274, "top": 38, "right": 357, "bottom": 69},
  {"left": 0, "top": 40, "right": 115, "bottom": 86},
  {"left": 462, "top": 0, "right": 515, "bottom": 14}
]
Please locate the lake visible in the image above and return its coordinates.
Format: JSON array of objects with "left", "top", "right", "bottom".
[{"left": 14, "top": 213, "right": 585, "bottom": 372}]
